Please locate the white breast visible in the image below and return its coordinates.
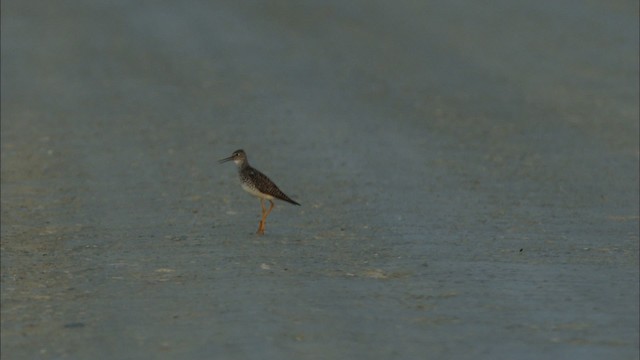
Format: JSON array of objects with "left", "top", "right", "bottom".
[{"left": 242, "top": 183, "right": 274, "bottom": 200}]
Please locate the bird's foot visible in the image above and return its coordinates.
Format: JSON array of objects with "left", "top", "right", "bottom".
[{"left": 257, "top": 221, "right": 265, "bottom": 235}]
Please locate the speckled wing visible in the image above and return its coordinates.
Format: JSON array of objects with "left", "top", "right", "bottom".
[{"left": 246, "top": 168, "right": 301, "bottom": 205}]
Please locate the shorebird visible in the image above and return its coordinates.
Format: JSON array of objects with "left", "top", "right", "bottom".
[{"left": 219, "top": 149, "right": 300, "bottom": 234}]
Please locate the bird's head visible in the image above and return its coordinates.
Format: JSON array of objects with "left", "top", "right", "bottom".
[{"left": 219, "top": 149, "right": 247, "bottom": 166}]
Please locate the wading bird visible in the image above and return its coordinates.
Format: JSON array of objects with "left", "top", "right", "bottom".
[{"left": 219, "top": 149, "right": 300, "bottom": 234}]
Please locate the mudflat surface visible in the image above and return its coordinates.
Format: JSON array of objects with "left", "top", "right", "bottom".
[{"left": 2, "top": 1, "right": 638, "bottom": 359}]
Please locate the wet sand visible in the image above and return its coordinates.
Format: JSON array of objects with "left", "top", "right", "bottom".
[{"left": 2, "top": 1, "right": 638, "bottom": 359}]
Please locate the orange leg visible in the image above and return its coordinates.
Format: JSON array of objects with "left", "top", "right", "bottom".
[
  {"left": 257, "top": 199, "right": 266, "bottom": 234},
  {"left": 256, "top": 199, "right": 275, "bottom": 235},
  {"left": 264, "top": 200, "right": 275, "bottom": 219}
]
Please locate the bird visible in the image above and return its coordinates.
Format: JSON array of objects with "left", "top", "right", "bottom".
[{"left": 219, "top": 149, "right": 300, "bottom": 234}]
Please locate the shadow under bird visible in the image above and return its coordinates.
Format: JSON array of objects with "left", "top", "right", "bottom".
[{"left": 219, "top": 149, "right": 300, "bottom": 234}]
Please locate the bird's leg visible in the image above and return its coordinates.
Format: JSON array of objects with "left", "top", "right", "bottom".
[
  {"left": 257, "top": 200, "right": 275, "bottom": 235},
  {"left": 264, "top": 200, "right": 275, "bottom": 219},
  {"left": 262, "top": 200, "right": 275, "bottom": 232},
  {"left": 257, "top": 199, "right": 266, "bottom": 234}
]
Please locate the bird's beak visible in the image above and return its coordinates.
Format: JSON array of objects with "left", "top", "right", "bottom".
[{"left": 218, "top": 156, "right": 234, "bottom": 164}]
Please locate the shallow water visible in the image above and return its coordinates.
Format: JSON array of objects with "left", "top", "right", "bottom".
[{"left": 2, "top": 1, "right": 638, "bottom": 359}]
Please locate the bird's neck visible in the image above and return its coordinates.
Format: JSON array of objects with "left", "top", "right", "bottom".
[{"left": 237, "top": 161, "right": 249, "bottom": 171}]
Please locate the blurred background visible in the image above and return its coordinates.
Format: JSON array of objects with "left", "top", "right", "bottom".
[{"left": 2, "top": 1, "right": 638, "bottom": 359}]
